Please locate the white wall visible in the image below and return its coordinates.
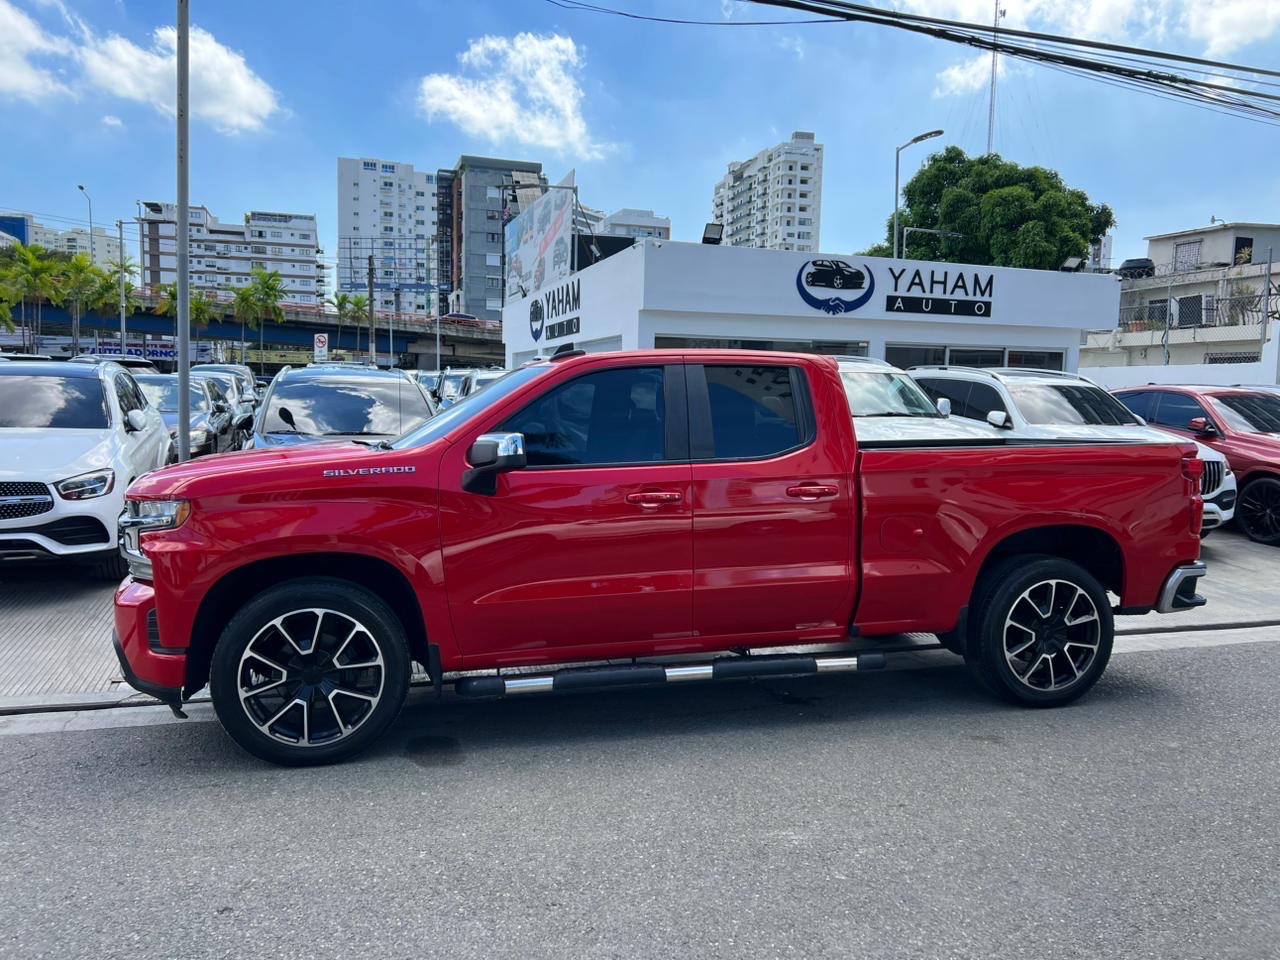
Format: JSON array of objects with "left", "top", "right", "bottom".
[{"left": 1082, "top": 361, "right": 1273, "bottom": 388}]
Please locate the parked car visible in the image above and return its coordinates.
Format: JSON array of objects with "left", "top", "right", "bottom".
[
  {"left": 468, "top": 369, "right": 509, "bottom": 395},
  {"left": 837, "top": 357, "right": 1003, "bottom": 443},
  {"left": 1116, "top": 258, "right": 1156, "bottom": 279},
  {"left": 191, "top": 369, "right": 256, "bottom": 447},
  {"left": 69, "top": 354, "right": 160, "bottom": 373},
  {"left": 0, "top": 361, "right": 170, "bottom": 579},
  {"left": 437, "top": 368, "right": 482, "bottom": 406},
  {"left": 134, "top": 374, "right": 244, "bottom": 458},
  {"left": 193, "top": 363, "right": 259, "bottom": 403},
  {"left": 804, "top": 259, "right": 865, "bottom": 290},
  {"left": 1112, "top": 384, "right": 1280, "bottom": 544},
  {"left": 115, "top": 350, "right": 1205, "bottom": 765},
  {"left": 0, "top": 353, "right": 54, "bottom": 362},
  {"left": 911, "top": 367, "right": 1236, "bottom": 534},
  {"left": 248, "top": 365, "right": 436, "bottom": 448}
]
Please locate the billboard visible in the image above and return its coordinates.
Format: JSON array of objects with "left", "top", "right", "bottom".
[{"left": 504, "top": 171, "right": 575, "bottom": 300}]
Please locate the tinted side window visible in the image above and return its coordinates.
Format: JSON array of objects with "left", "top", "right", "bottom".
[
  {"left": 1116, "top": 391, "right": 1155, "bottom": 421},
  {"left": 702, "top": 365, "right": 802, "bottom": 460},
  {"left": 1151, "top": 393, "right": 1209, "bottom": 430},
  {"left": 916, "top": 378, "right": 972, "bottom": 418},
  {"left": 966, "top": 383, "right": 1007, "bottom": 419},
  {"left": 501, "top": 366, "right": 666, "bottom": 466},
  {"left": 113, "top": 374, "right": 140, "bottom": 415}
]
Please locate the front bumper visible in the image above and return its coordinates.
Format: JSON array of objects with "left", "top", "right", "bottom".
[
  {"left": 1201, "top": 489, "right": 1237, "bottom": 530},
  {"left": 1156, "top": 561, "right": 1208, "bottom": 613},
  {"left": 113, "top": 577, "right": 186, "bottom": 702}
]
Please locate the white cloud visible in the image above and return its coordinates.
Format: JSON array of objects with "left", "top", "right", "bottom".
[
  {"left": 777, "top": 35, "right": 806, "bottom": 60},
  {"left": 0, "top": 2, "right": 278, "bottom": 134},
  {"left": 0, "top": 0, "right": 73, "bottom": 102},
  {"left": 933, "top": 51, "right": 1005, "bottom": 97},
  {"left": 1182, "top": 0, "right": 1280, "bottom": 58},
  {"left": 79, "top": 25, "right": 278, "bottom": 134},
  {"left": 100, "top": 113, "right": 121, "bottom": 127},
  {"left": 418, "top": 32, "right": 610, "bottom": 160}
]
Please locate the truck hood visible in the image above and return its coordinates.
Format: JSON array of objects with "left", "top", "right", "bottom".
[
  {"left": 0, "top": 428, "right": 115, "bottom": 482},
  {"left": 853, "top": 416, "right": 1003, "bottom": 444},
  {"left": 129, "top": 438, "right": 373, "bottom": 498}
]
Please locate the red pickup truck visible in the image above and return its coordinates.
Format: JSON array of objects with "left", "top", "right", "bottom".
[{"left": 114, "top": 350, "right": 1207, "bottom": 765}]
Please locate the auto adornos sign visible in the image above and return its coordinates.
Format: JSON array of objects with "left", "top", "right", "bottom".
[
  {"left": 885, "top": 265, "right": 994, "bottom": 317},
  {"left": 531, "top": 277, "right": 581, "bottom": 343}
]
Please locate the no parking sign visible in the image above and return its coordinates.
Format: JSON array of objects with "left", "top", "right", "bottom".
[{"left": 313, "top": 333, "right": 328, "bottom": 362}]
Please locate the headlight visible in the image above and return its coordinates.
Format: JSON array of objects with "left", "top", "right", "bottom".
[
  {"left": 189, "top": 429, "right": 208, "bottom": 448},
  {"left": 119, "top": 499, "right": 191, "bottom": 581},
  {"left": 56, "top": 469, "right": 115, "bottom": 500}
]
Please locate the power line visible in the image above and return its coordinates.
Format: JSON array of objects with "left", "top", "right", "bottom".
[{"left": 542, "top": 0, "right": 842, "bottom": 26}]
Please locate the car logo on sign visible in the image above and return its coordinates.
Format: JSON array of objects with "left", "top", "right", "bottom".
[{"left": 796, "top": 259, "right": 876, "bottom": 315}]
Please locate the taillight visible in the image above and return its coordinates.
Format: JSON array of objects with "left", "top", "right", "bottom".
[{"left": 1182, "top": 453, "right": 1204, "bottom": 533}]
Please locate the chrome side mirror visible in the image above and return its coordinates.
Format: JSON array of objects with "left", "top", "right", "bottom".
[
  {"left": 986, "top": 410, "right": 1011, "bottom": 429},
  {"left": 463, "top": 432, "right": 527, "bottom": 495},
  {"left": 936, "top": 397, "right": 952, "bottom": 417},
  {"left": 125, "top": 409, "right": 147, "bottom": 432}
]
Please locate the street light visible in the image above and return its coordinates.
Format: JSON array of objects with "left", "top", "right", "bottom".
[
  {"left": 893, "top": 130, "right": 943, "bottom": 259},
  {"left": 901, "top": 226, "right": 964, "bottom": 257},
  {"left": 77, "top": 184, "right": 95, "bottom": 266}
]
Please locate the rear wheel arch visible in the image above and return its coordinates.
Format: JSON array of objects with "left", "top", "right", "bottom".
[
  {"left": 973, "top": 524, "right": 1125, "bottom": 600},
  {"left": 183, "top": 552, "right": 430, "bottom": 696}
]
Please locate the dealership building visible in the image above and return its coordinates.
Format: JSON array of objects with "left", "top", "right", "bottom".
[{"left": 503, "top": 241, "right": 1120, "bottom": 370}]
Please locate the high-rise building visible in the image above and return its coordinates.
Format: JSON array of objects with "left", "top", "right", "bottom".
[
  {"left": 336, "top": 157, "right": 437, "bottom": 316},
  {"left": 599, "top": 208, "right": 671, "bottom": 242},
  {"left": 711, "top": 131, "right": 823, "bottom": 252},
  {"left": 437, "top": 155, "right": 545, "bottom": 322},
  {"left": 0, "top": 212, "right": 123, "bottom": 266},
  {"left": 137, "top": 202, "right": 324, "bottom": 305}
]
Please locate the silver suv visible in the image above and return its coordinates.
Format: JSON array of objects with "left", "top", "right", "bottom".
[{"left": 910, "top": 366, "right": 1236, "bottom": 533}]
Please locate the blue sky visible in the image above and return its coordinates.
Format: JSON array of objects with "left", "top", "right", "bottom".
[{"left": 3, "top": 0, "right": 1280, "bottom": 277}]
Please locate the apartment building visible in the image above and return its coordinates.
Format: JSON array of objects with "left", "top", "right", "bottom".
[
  {"left": 599, "top": 208, "right": 671, "bottom": 241},
  {"left": 711, "top": 132, "right": 823, "bottom": 252},
  {"left": 336, "top": 157, "right": 437, "bottom": 315},
  {"left": 0, "top": 213, "right": 122, "bottom": 266},
  {"left": 137, "top": 202, "right": 324, "bottom": 305}
]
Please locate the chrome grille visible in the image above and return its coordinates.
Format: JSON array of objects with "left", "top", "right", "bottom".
[
  {"left": 0, "top": 482, "right": 53, "bottom": 521},
  {"left": 1200, "top": 460, "right": 1224, "bottom": 496}
]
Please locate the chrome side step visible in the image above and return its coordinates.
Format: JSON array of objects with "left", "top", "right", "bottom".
[{"left": 453, "top": 652, "right": 887, "bottom": 699}]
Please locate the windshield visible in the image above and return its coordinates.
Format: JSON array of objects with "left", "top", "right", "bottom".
[
  {"left": 1010, "top": 384, "right": 1138, "bottom": 425},
  {"left": 195, "top": 372, "right": 239, "bottom": 400},
  {"left": 136, "top": 377, "right": 209, "bottom": 413},
  {"left": 1207, "top": 393, "right": 1280, "bottom": 433},
  {"left": 418, "top": 373, "right": 441, "bottom": 390},
  {"left": 840, "top": 370, "right": 939, "bottom": 417},
  {"left": 440, "top": 373, "right": 470, "bottom": 400},
  {"left": 263, "top": 376, "right": 434, "bottom": 437},
  {"left": 0, "top": 375, "right": 109, "bottom": 429},
  {"left": 393, "top": 365, "right": 549, "bottom": 448}
]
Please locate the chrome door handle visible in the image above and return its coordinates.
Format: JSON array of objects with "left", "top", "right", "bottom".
[
  {"left": 626, "top": 491, "right": 683, "bottom": 508},
  {"left": 786, "top": 484, "right": 839, "bottom": 500}
]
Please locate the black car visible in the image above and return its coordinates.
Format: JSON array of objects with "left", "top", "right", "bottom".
[
  {"left": 1117, "top": 257, "right": 1155, "bottom": 279},
  {"left": 552, "top": 236, "right": 569, "bottom": 271},
  {"left": 804, "top": 259, "right": 865, "bottom": 290},
  {"left": 134, "top": 374, "right": 242, "bottom": 458},
  {"left": 250, "top": 365, "right": 436, "bottom": 449}
]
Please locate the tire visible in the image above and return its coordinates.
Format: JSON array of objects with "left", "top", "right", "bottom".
[
  {"left": 963, "top": 554, "right": 1113, "bottom": 708},
  {"left": 832, "top": 275, "right": 844, "bottom": 288},
  {"left": 210, "top": 578, "right": 411, "bottom": 766},
  {"left": 1236, "top": 477, "right": 1280, "bottom": 545},
  {"left": 90, "top": 550, "right": 130, "bottom": 582}
]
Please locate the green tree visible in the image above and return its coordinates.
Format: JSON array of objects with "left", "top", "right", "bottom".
[
  {"left": 325, "top": 292, "right": 353, "bottom": 358},
  {"left": 54, "top": 254, "right": 109, "bottom": 355},
  {"left": 349, "top": 294, "right": 369, "bottom": 358},
  {"left": 249, "top": 267, "right": 286, "bottom": 371},
  {"left": 5, "top": 243, "right": 61, "bottom": 349},
  {"left": 862, "top": 146, "right": 1115, "bottom": 269},
  {"left": 232, "top": 286, "right": 260, "bottom": 363}
]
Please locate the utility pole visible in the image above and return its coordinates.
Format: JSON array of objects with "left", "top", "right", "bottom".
[
  {"left": 391, "top": 285, "right": 400, "bottom": 370},
  {"left": 986, "top": 0, "right": 1004, "bottom": 154},
  {"left": 1263, "top": 246, "right": 1275, "bottom": 381},
  {"left": 116, "top": 220, "right": 127, "bottom": 354},
  {"left": 366, "top": 254, "right": 375, "bottom": 365},
  {"left": 175, "top": 0, "right": 191, "bottom": 461}
]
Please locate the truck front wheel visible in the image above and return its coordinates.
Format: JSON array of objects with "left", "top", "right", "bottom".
[
  {"left": 210, "top": 578, "right": 411, "bottom": 766},
  {"left": 965, "top": 555, "right": 1113, "bottom": 707}
]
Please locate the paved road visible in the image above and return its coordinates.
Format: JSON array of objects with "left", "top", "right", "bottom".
[{"left": 2, "top": 641, "right": 1277, "bottom": 960}]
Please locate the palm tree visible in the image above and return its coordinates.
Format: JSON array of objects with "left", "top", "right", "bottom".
[
  {"left": 7, "top": 243, "right": 60, "bottom": 351},
  {"left": 55, "top": 254, "right": 108, "bottom": 355},
  {"left": 349, "top": 294, "right": 369, "bottom": 360},
  {"left": 249, "top": 268, "right": 286, "bottom": 374},
  {"left": 232, "top": 286, "right": 260, "bottom": 364},
  {"left": 0, "top": 282, "right": 15, "bottom": 334},
  {"left": 325, "top": 292, "right": 352, "bottom": 359},
  {"left": 154, "top": 283, "right": 217, "bottom": 361}
]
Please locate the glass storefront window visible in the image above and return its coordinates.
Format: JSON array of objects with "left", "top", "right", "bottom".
[{"left": 654, "top": 336, "right": 869, "bottom": 356}]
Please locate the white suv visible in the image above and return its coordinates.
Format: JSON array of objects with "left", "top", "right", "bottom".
[
  {"left": 910, "top": 366, "right": 1236, "bottom": 533},
  {"left": 837, "top": 357, "right": 1004, "bottom": 443},
  {"left": 0, "top": 361, "right": 172, "bottom": 579}
]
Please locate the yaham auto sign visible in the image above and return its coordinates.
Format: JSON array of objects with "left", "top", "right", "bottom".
[{"left": 797, "top": 258, "right": 994, "bottom": 317}]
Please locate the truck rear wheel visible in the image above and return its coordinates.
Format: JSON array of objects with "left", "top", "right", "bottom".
[
  {"left": 964, "top": 555, "right": 1113, "bottom": 707},
  {"left": 210, "top": 578, "right": 411, "bottom": 766}
]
